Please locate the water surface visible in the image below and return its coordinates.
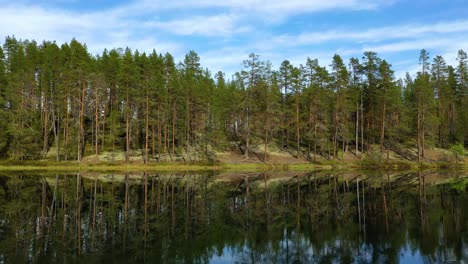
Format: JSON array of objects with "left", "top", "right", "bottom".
[{"left": 0, "top": 170, "right": 467, "bottom": 263}]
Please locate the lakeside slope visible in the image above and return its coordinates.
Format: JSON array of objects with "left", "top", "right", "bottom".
[{"left": 0, "top": 146, "right": 466, "bottom": 172}]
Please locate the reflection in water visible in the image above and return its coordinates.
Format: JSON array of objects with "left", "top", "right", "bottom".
[{"left": 0, "top": 171, "right": 467, "bottom": 263}]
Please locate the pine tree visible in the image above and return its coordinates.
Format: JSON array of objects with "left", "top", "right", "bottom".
[
  {"left": 0, "top": 36, "right": 466, "bottom": 162},
  {"left": 162, "top": 53, "right": 179, "bottom": 159},
  {"left": 279, "top": 60, "right": 293, "bottom": 149},
  {"left": 362, "top": 51, "right": 380, "bottom": 147},
  {"left": 348, "top": 57, "right": 363, "bottom": 157},
  {"left": 376, "top": 60, "right": 394, "bottom": 156},
  {"left": 69, "top": 39, "right": 91, "bottom": 162},
  {"left": 456, "top": 50, "right": 467, "bottom": 146},
  {"left": 431, "top": 55, "right": 449, "bottom": 147},
  {"left": 240, "top": 53, "right": 266, "bottom": 159},
  {"left": 330, "top": 54, "right": 350, "bottom": 159},
  {"left": 415, "top": 49, "right": 435, "bottom": 161},
  {"left": 0, "top": 46, "right": 8, "bottom": 157},
  {"left": 3, "top": 37, "right": 41, "bottom": 159},
  {"left": 40, "top": 41, "right": 62, "bottom": 160}
]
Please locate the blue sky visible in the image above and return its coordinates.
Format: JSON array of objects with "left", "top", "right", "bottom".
[{"left": 0, "top": 0, "right": 467, "bottom": 79}]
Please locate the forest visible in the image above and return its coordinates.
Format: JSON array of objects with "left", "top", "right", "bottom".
[{"left": 0, "top": 36, "right": 466, "bottom": 163}]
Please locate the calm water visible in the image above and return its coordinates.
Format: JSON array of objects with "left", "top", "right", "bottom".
[{"left": 0, "top": 170, "right": 467, "bottom": 263}]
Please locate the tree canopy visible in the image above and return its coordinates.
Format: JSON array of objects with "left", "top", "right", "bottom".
[{"left": 0, "top": 37, "right": 466, "bottom": 162}]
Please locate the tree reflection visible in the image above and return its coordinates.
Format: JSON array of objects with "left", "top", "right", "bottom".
[{"left": 0, "top": 171, "right": 466, "bottom": 263}]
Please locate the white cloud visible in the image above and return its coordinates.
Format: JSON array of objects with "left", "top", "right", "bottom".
[
  {"left": 0, "top": 0, "right": 464, "bottom": 82},
  {"left": 131, "top": 0, "right": 392, "bottom": 17},
  {"left": 144, "top": 14, "right": 249, "bottom": 36},
  {"left": 199, "top": 46, "right": 337, "bottom": 79},
  {"left": 0, "top": 4, "right": 181, "bottom": 55},
  {"left": 361, "top": 38, "right": 465, "bottom": 53},
  {"left": 272, "top": 19, "right": 468, "bottom": 46},
  {"left": 386, "top": 39, "right": 468, "bottom": 79},
  {"left": 262, "top": 18, "right": 468, "bottom": 80}
]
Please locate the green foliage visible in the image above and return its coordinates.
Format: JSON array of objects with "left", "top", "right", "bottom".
[
  {"left": 7, "top": 115, "right": 42, "bottom": 160},
  {"left": 449, "top": 143, "right": 465, "bottom": 162},
  {"left": 0, "top": 36, "right": 466, "bottom": 163},
  {"left": 360, "top": 148, "right": 383, "bottom": 168}
]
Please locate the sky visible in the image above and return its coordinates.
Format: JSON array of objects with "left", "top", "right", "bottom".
[{"left": 0, "top": 0, "right": 467, "bottom": 79}]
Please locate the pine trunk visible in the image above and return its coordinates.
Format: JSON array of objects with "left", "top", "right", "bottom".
[
  {"left": 145, "top": 87, "right": 149, "bottom": 164},
  {"left": 356, "top": 99, "right": 359, "bottom": 157},
  {"left": 172, "top": 100, "right": 176, "bottom": 160},
  {"left": 296, "top": 92, "right": 300, "bottom": 159},
  {"left": 78, "top": 81, "right": 86, "bottom": 162},
  {"left": 380, "top": 97, "right": 386, "bottom": 155},
  {"left": 125, "top": 86, "right": 130, "bottom": 163},
  {"left": 95, "top": 82, "right": 99, "bottom": 160},
  {"left": 417, "top": 100, "right": 421, "bottom": 163}
]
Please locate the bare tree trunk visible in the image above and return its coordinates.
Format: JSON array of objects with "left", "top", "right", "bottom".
[
  {"left": 64, "top": 85, "right": 69, "bottom": 161},
  {"left": 157, "top": 103, "right": 162, "bottom": 156},
  {"left": 78, "top": 81, "right": 86, "bottom": 162},
  {"left": 152, "top": 123, "right": 156, "bottom": 159},
  {"left": 370, "top": 94, "right": 375, "bottom": 145},
  {"left": 334, "top": 93, "right": 341, "bottom": 160},
  {"left": 244, "top": 107, "right": 250, "bottom": 159},
  {"left": 125, "top": 85, "right": 130, "bottom": 163},
  {"left": 333, "top": 122, "right": 337, "bottom": 159},
  {"left": 186, "top": 92, "right": 190, "bottom": 162},
  {"left": 380, "top": 97, "right": 386, "bottom": 155},
  {"left": 53, "top": 109, "right": 59, "bottom": 162},
  {"left": 296, "top": 92, "right": 300, "bottom": 159},
  {"left": 264, "top": 89, "right": 269, "bottom": 163},
  {"left": 314, "top": 102, "right": 318, "bottom": 162},
  {"left": 283, "top": 82, "right": 289, "bottom": 150},
  {"left": 95, "top": 80, "right": 99, "bottom": 160},
  {"left": 438, "top": 92, "right": 442, "bottom": 147},
  {"left": 421, "top": 111, "right": 425, "bottom": 158},
  {"left": 361, "top": 90, "right": 364, "bottom": 156},
  {"left": 356, "top": 99, "right": 359, "bottom": 157},
  {"left": 101, "top": 89, "right": 107, "bottom": 152},
  {"left": 145, "top": 86, "right": 149, "bottom": 164},
  {"left": 308, "top": 94, "right": 313, "bottom": 159},
  {"left": 158, "top": 104, "right": 162, "bottom": 156},
  {"left": 43, "top": 91, "right": 49, "bottom": 157},
  {"left": 172, "top": 100, "right": 176, "bottom": 160},
  {"left": 333, "top": 110, "right": 338, "bottom": 160},
  {"left": 164, "top": 119, "right": 168, "bottom": 155},
  {"left": 417, "top": 100, "right": 421, "bottom": 163}
]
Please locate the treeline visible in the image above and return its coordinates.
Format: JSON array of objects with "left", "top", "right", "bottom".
[{"left": 0, "top": 37, "right": 466, "bottom": 162}]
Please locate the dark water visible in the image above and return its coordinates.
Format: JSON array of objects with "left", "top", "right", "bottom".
[{"left": 0, "top": 171, "right": 467, "bottom": 263}]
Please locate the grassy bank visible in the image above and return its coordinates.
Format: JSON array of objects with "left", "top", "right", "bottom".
[
  {"left": 0, "top": 161, "right": 325, "bottom": 172},
  {"left": 0, "top": 160, "right": 220, "bottom": 172},
  {"left": 0, "top": 159, "right": 465, "bottom": 172}
]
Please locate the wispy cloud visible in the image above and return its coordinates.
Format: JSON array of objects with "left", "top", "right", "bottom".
[
  {"left": 361, "top": 37, "right": 468, "bottom": 53},
  {"left": 272, "top": 19, "right": 468, "bottom": 46},
  {"left": 127, "top": 0, "right": 392, "bottom": 14},
  {"left": 0, "top": 0, "right": 465, "bottom": 82},
  {"left": 143, "top": 14, "right": 249, "bottom": 37},
  {"left": 0, "top": 4, "right": 181, "bottom": 55},
  {"left": 261, "top": 18, "right": 468, "bottom": 79}
]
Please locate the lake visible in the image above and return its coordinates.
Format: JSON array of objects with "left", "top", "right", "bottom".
[{"left": 0, "top": 170, "right": 467, "bottom": 263}]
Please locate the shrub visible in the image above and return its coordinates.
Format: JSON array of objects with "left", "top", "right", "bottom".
[{"left": 449, "top": 144, "right": 465, "bottom": 163}]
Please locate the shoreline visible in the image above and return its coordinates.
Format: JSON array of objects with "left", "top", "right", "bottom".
[{"left": 0, "top": 160, "right": 465, "bottom": 172}]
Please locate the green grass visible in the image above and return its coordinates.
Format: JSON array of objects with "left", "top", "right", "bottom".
[
  {"left": 0, "top": 161, "right": 323, "bottom": 172},
  {"left": 0, "top": 160, "right": 218, "bottom": 172},
  {"left": 0, "top": 159, "right": 465, "bottom": 172}
]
